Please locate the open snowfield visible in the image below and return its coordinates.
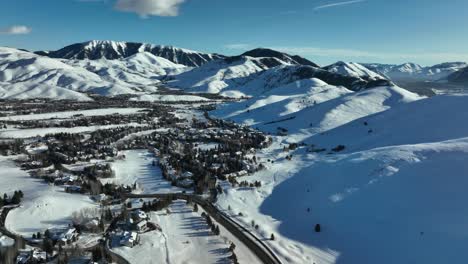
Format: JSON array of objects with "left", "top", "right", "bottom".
[
  {"left": 0, "top": 156, "right": 98, "bottom": 237},
  {"left": 0, "top": 108, "right": 146, "bottom": 121},
  {"left": 113, "top": 200, "right": 260, "bottom": 264},
  {"left": 106, "top": 150, "right": 185, "bottom": 194},
  {"left": 215, "top": 93, "right": 468, "bottom": 264},
  {"left": 0, "top": 155, "right": 41, "bottom": 196},
  {"left": 5, "top": 187, "right": 97, "bottom": 237}
]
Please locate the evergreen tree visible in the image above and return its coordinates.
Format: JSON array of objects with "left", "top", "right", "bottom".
[
  {"left": 271, "top": 233, "right": 275, "bottom": 240},
  {"left": 315, "top": 224, "right": 321, "bottom": 233},
  {"left": 43, "top": 238, "right": 53, "bottom": 256}
]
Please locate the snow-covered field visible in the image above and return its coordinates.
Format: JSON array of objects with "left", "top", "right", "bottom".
[
  {"left": 106, "top": 150, "right": 185, "bottom": 194},
  {"left": 113, "top": 200, "right": 260, "bottom": 264},
  {"left": 0, "top": 155, "right": 41, "bottom": 196},
  {"left": 0, "top": 156, "right": 97, "bottom": 237}
]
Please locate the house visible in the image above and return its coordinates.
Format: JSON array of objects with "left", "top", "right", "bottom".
[
  {"left": 178, "top": 178, "right": 194, "bottom": 188},
  {"left": 181, "top": 171, "right": 194, "bottom": 179},
  {"left": 135, "top": 220, "right": 148, "bottom": 233},
  {"left": 91, "top": 193, "right": 107, "bottom": 202},
  {"left": 131, "top": 209, "right": 148, "bottom": 222},
  {"left": 54, "top": 175, "right": 78, "bottom": 185},
  {"left": 48, "top": 227, "right": 79, "bottom": 244},
  {"left": 16, "top": 248, "right": 46, "bottom": 264},
  {"left": 65, "top": 185, "right": 82, "bottom": 193},
  {"left": 60, "top": 227, "right": 79, "bottom": 244},
  {"left": 120, "top": 231, "right": 139, "bottom": 247}
]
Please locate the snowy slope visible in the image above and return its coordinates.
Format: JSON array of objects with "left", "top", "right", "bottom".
[
  {"left": 0, "top": 47, "right": 138, "bottom": 99},
  {"left": 447, "top": 66, "right": 468, "bottom": 84},
  {"left": 216, "top": 93, "right": 468, "bottom": 264},
  {"left": 37, "top": 40, "right": 224, "bottom": 67},
  {"left": 264, "top": 85, "right": 422, "bottom": 135},
  {"left": 214, "top": 85, "right": 422, "bottom": 139},
  {"left": 323, "top": 61, "right": 386, "bottom": 80},
  {"left": 307, "top": 94, "right": 468, "bottom": 152},
  {"left": 0, "top": 47, "right": 192, "bottom": 100},
  {"left": 168, "top": 56, "right": 272, "bottom": 95},
  {"left": 67, "top": 52, "right": 188, "bottom": 88},
  {"left": 171, "top": 58, "right": 393, "bottom": 98},
  {"left": 212, "top": 78, "right": 353, "bottom": 126}
]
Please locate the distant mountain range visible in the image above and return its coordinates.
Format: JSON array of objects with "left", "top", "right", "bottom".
[
  {"left": 1, "top": 40, "right": 467, "bottom": 101},
  {"left": 35, "top": 40, "right": 225, "bottom": 67},
  {"left": 446, "top": 66, "right": 468, "bottom": 84},
  {"left": 362, "top": 62, "right": 468, "bottom": 82}
]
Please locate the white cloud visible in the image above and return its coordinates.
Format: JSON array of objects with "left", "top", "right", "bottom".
[
  {"left": 314, "top": 0, "right": 366, "bottom": 10},
  {"left": 0, "top": 25, "right": 32, "bottom": 35},
  {"left": 115, "top": 0, "right": 185, "bottom": 18}
]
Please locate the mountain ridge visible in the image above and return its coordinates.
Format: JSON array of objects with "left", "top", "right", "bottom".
[{"left": 35, "top": 40, "right": 225, "bottom": 67}]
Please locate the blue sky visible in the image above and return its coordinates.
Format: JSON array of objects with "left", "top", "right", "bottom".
[{"left": 1, "top": 0, "right": 467, "bottom": 65}]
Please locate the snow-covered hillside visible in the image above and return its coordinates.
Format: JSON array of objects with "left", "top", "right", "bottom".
[
  {"left": 68, "top": 52, "right": 188, "bottom": 88},
  {"left": 212, "top": 78, "right": 353, "bottom": 125},
  {"left": 0, "top": 47, "right": 191, "bottom": 100},
  {"left": 170, "top": 57, "right": 393, "bottom": 98},
  {"left": 37, "top": 40, "right": 224, "bottom": 67},
  {"left": 447, "top": 66, "right": 468, "bottom": 84},
  {"left": 323, "top": 61, "right": 386, "bottom": 80},
  {"left": 215, "top": 92, "right": 468, "bottom": 264},
  {"left": 214, "top": 84, "right": 421, "bottom": 138}
]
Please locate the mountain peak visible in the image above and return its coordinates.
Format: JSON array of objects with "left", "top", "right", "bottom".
[{"left": 241, "top": 48, "right": 319, "bottom": 67}]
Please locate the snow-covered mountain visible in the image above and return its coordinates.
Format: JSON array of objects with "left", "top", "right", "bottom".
[
  {"left": 214, "top": 85, "right": 422, "bottom": 136},
  {"left": 0, "top": 47, "right": 189, "bottom": 100},
  {"left": 68, "top": 52, "right": 188, "bottom": 87},
  {"left": 363, "top": 62, "right": 467, "bottom": 81},
  {"left": 36, "top": 40, "right": 225, "bottom": 67},
  {"left": 170, "top": 55, "right": 393, "bottom": 98},
  {"left": 446, "top": 66, "right": 468, "bottom": 84},
  {"left": 0, "top": 47, "right": 126, "bottom": 101},
  {"left": 323, "top": 61, "right": 387, "bottom": 80},
  {"left": 240, "top": 48, "right": 320, "bottom": 67}
]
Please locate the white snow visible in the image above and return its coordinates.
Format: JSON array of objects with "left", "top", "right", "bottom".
[
  {"left": 215, "top": 92, "right": 468, "bottom": 264},
  {"left": 0, "top": 156, "right": 98, "bottom": 237},
  {"left": 324, "top": 61, "right": 386, "bottom": 80},
  {"left": 0, "top": 235, "right": 14, "bottom": 247},
  {"left": 106, "top": 150, "right": 185, "bottom": 194},
  {"left": 112, "top": 200, "right": 260, "bottom": 264}
]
